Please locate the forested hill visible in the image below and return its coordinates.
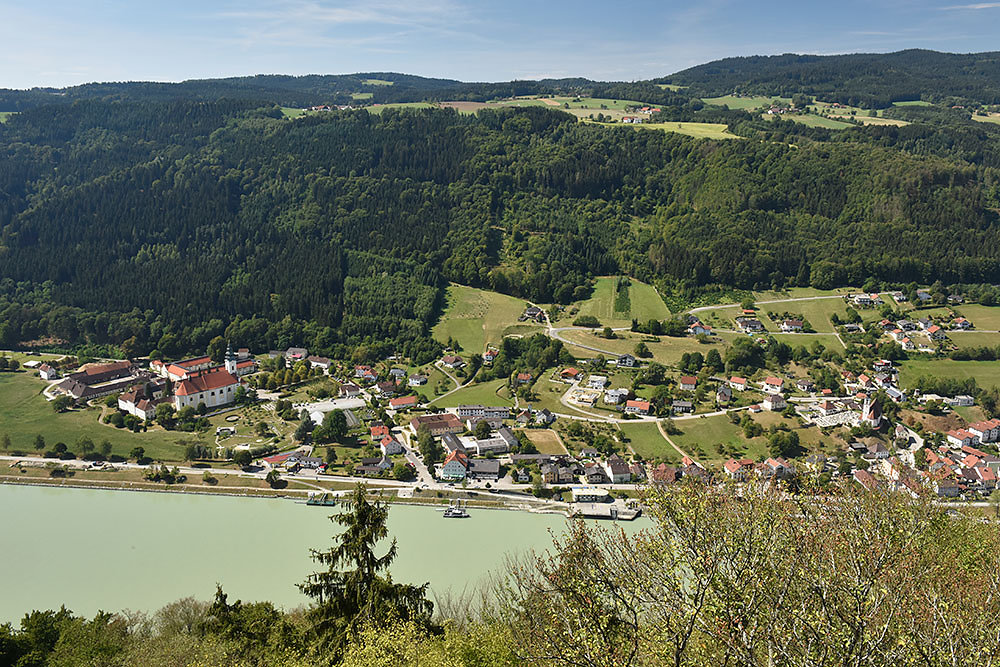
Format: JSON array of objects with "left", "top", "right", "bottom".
[
  {"left": 2, "top": 98, "right": 1000, "bottom": 360},
  {"left": 663, "top": 49, "right": 1000, "bottom": 107}
]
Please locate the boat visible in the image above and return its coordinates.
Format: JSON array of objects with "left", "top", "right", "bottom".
[
  {"left": 443, "top": 506, "right": 470, "bottom": 518},
  {"left": 306, "top": 493, "right": 338, "bottom": 507}
]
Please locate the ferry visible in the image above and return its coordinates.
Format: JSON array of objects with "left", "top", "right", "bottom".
[
  {"left": 443, "top": 506, "right": 470, "bottom": 518},
  {"left": 306, "top": 492, "right": 338, "bottom": 507}
]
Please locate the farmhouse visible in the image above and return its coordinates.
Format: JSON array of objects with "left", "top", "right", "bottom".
[
  {"left": 441, "top": 355, "right": 465, "bottom": 369},
  {"left": 410, "top": 413, "right": 464, "bottom": 436},
  {"left": 380, "top": 436, "right": 404, "bottom": 456},
  {"left": 780, "top": 319, "right": 803, "bottom": 332},
  {"left": 38, "top": 364, "right": 59, "bottom": 381},
  {"left": 388, "top": 395, "right": 419, "bottom": 411},
  {"left": 716, "top": 385, "right": 732, "bottom": 403},
  {"left": 762, "top": 377, "right": 784, "bottom": 394},
  {"left": 672, "top": 400, "right": 694, "bottom": 415},
  {"left": 735, "top": 317, "right": 764, "bottom": 333},
  {"left": 762, "top": 394, "right": 786, "bottom": 411},
  {"left": 729, "top": 376, "right": 748, "bottom": 391},
  {"left": 407, "top": 375, "right": 427, "bottom": 387}
]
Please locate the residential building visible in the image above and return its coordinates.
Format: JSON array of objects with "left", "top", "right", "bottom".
[
  {"left": 946, "top": 429, "right": 979, "bottom": 448},
  {"left": 410, "top": 413, "right": 464, "bottom": 436},
  {"left": 605, "top": 454, "right": 631, "bottom": 484},
  {"left": 516, "top": 372, "right": 533, "bottom": 385},
  {"left": 534, "top": 408, "right": 556, "bottom": 425},
  {"left": 762, "top": 377, "right": 784, "bottom": 394},
  {"left": 967, "top": 419, "right": 1000, "bottom": 444},
  {"left": 729, "top": 376, "right": 748, "bottom": 391},
  {"left": 624, "top": 399, "right": 651, "bottom": 415},
  {"left": 440, "top": 433, "right": 466, "bottom": 455},
  {"left": 716, "top": 384, "right": 732, "bottom": 403},
  {"left": 388, "top": 395, "right": 419, "bottom": 411},
  {"left": 780, "top": 319, "right": 803, "bottom": 332},
  {"left": 616, "top": 354, "right": 637, "bottom": 368},
  {"left": 587, "top": 375, "right": 608, "bottom": 390},
  {"left": 468, "top": 459, "right": 500, "bottom": 481},
  {"left": 604, "top": 388, "right": 630, "bottom": 405},
  {"left": 441, "top": 355, "right": 465, "bottom": 369},
  {"left": 457, "top": 405, "right": 511, "bottom": 420},
  {"left": 339, "top": 382, "right": 362, "bottom": 397},
  {"left": 763, "top": 394, "right": 786, "bottom": 411},
  {"left": 380, "top": 436, "right": 404, "bottom": 456},
  {"left": 407, "top": 375, "right": 427, "bottom": 387},
  {"left": 796, "top": 378, "right": 815, "bottom": 392},
  {"left": 440, "top": 451, "right": 469, "bottom": 481},
  {"left": 724, "top": 458, "right": 754, "bottom": 482},
  {"left": 679, "top": 376, "right": 697, "bottom": 392}
]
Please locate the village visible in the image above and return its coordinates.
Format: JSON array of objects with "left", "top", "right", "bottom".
[{"left": 4, "top": 284, "right": 1000, "bottom": 517}]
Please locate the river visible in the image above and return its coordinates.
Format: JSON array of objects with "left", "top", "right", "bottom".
[{"left": 0, "top": 484, "right": 645, "bottom": 623}]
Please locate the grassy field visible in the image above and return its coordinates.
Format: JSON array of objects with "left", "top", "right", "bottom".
[
  {"left": 350, "top": 92, "right": 373, "bottom": 100},
  {"left": 949, "top": 332, "right": 1000, "bottom": 349},
  {"left": 757, "top": 298, "right": 852, "bottom": 333},
  {"left": 893, "top": 100, "right": 933, "bottom": 107},
  {"left": 559, "top": 329, "right": 726, "bottom": 367},
  {"left": 519, "top": 429, "right": 567, "bottom": 455},
  {"left": 972, "top": 113, "right": 1000, "bottom": 126},
  {"left": 362, "top": 79, "right": 393, "bottom": 86},
  {"left": 280, "top": 107, "right": 307, "bottom": 118},
  {"left": 618, "top": 422, "right": 680, "bottom": 462},
  {"left": 366, "top": 102, "right": 437, "bottom": 113},
  {"left": 432, "top": 283, "right": 540, "bottom": 353},
  {"left": 703, "top": 95, "right": 789, "bottom": 110},
  {"left": 0, "top": 371, "right": 208, "bottom": 461},
  {"left": 432, "top": 379, "right": 513, "bottom": 408},
  {"left": 767, "top": 333, "right": 844, "bottom": 350},
  {"left": 752, "top": 287, "right": 858, "bottom": 301},
  {"left": 0, "top": 112, "right": 15, "bottom": 123},
  {"left": 764, "top": 113, "right": 853, "bottom": 130},
  {"left": 898, "top": 360, "right": 1000, "bottom": 390},
  {"left": 955, "top": 304, "right": 1000, "bottom": 330},
  {"left": 638, "top": 122, "right": 738, "bottom": 139},
  {"left": 572, "top": 276, "right": 670, "bottom": 327}
]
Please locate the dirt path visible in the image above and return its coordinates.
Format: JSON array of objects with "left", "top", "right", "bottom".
[{"left": 656, "top": 419, "right": 696, "bottom": 464}]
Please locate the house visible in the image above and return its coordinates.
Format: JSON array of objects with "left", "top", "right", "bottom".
[
  {"left": 679, "top": 376, "right": 698, "bottom": 392},
  {"left": 724, "top": 458, "right": 754, "bottom": 482},
  {"left": 949, "top": 395, "right": 974, "bottom": 407},
  {"left": 917, "top": 318, "right": 934, "bottom": 331},
  {"left": 625, "top": 399, "right": 651, "bottom": 415},
  {"left": 584, "top": 463, "right": 609, "bottom": 484},
  {"left": 616, "top": 354, "right": 637, "bottom": 368},
  {"left": 762, "top": 394, "right": 786, "bottom": 411},
  {"left": 534, "top": 408, "right": 556, "bottom": 425},
  {"left": 483, "top": 348, "right": 499, "bottom": 364},
  {"left": 560, "top": 367, "right": 580, "bottom": 382},
  {"left": 946, "top": 429, "right": 979, "bottom": 448},
  {"left": 578, "top": 372, "right": 608, "bottom": 390},
  {"left": 916, "top": 290, "right": 932, "bottom": 303},
  {"left": 629, "top": 463, "right": 646, "bottom": 481},
  {"left": 380, "top": 436, "right": 404, "bottom": 456},
  {"left": 457, "top": 405, "right": 511, "bottom": 420},
  {"left": 864, "top": 442, "right": 890, "bottom": 460},
  {"left": 339, "top": 382, "right": 362, "bottom": 398},
  {"left": 934, "top": 479, "right": 962, "bottom": 498},
  {"left": 900, "top": 337, "right": 915, "bottom": 351},
  {"left": 762, "top": 377, "right": 784, "bottom": 394},
  {"left": 817, "top": 400, "right": 839, "bottom": 416},
  {"left": 604, "top": 388, "right": 630, "bottom": 405},
  {"left": 408, "top": 375, "right": 427, "bottom": 387},
  {"left": 873, "top": 359, "right": 894, "bottom": 373},
  {"left": 173, "top": 369, "right": 240, "bottom": 411},
  {"left": 370, "top": 424, "right": 391, "bottom": 440},
  {"left": 516, "top": 372, "right": 533, "bottom": 385},
  {"left": 605, "top": 454, "right": 631, "bottom": 484},
  {"left": 285, "top": 347, "right": 308, "bottom": 362},
  {"left": 441, "top": 355, "right": 465, "bottom": 369},
  {"left": 672, "top": 400, "right": 694, "bottom": 414},
  {"left": 748, "top": 404, "right": 762, "bottom": 414},
  {"left": 885, "top": 387, "right": 905, "bottom": 403},
  {"left": 853, "top": 294, "right": 873, "bottom": 306},
  {"left": 388, "top": 395, "right": 419, "bottom": 411},
  {"left": 521, "top": 306, "right": 545, "bottom": 323},
  {"left": 780, "top": 319, "right": 803, "bottom": 332},
  {"left": 842, "top": 323, "right": 863, "bottom": 334},
  {"left": 763, "top": 457, "right": 794, "bottom": 479},
  {"left": 38, "top": 364, "right": 59, "bottom": 381},
  {"left": 729, "top": 376, "right": 748, "bottom": 391},
  {"left": 926, "top": 325, "right": 946, "bottom": 340},
  {"left": 796, "top": 378, "right": 815, "bottom": 392},
  {"left": 356, "top": 456, "right": 392, "bottom": 476},
  {"left": 651, "top": 463, "right": 682, "bottom": 484},
  {"left": 735, "top": 317, "right": 764, "bottom": 333},
  {"left": 716, "top": 384, "right": 732, "bottom": 403},
  {"left": 440, "top": 451, "right": 469, "bottom": 481},
  {"left": 514, "top": 467, "right": 531, "bottom": 483},
  {"left": 388, "top": 368, "right": 406, "bottom": 380},
  {"left": 896, "top": 320, "right": 916, "bottom": 331},
  {"left": 952, "top": 317, "right": 973, "bottom": 330},
  {"left": 578, "top": 446, "right": 599, "bottom": 459},
  {"left": 376, "top": 381, "right": 398, "bottom": 397},
  {"left": 687, "top": 322, "right": 713, "bottom": 336},
  {"left": 410, "top": 413, "right": 464, "bottom": 436},
  {"left": 306, "top": 355, "right": 332, "bottom": 372},
  {"left": 967, "top": 419, "right": 1000, "bottom": 444},
  {"left": 891, "top": 291, "right": 907, "bottom": 302},
  {"left": 118, "top": 389, "right": 166, "bottom": 421},
  {"left": 354, "top": 365, "right": 373, "bottom": 379},
  {"left": 468, "top": 459, "right": 501, "bottom": 481}
]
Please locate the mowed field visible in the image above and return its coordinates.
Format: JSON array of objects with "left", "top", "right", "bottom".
[
  {"left": 638, "top": 122, "right": 738, "bottom": 140},
  {"left": 519, "top": 429, "right": 567, "bottom": 455},
  {"left": 703, "top": 95, "right": 790, "bottom": 110},
  {"left": 0, "top": 371, "right": 205, "bottom": 460},
  {"left": 954, "top": 304, "right": 1000, "bottom": 330},
  {"left": 572, "top": 276, "right": 670, "bottom": 327},
  {"left": 559, "top": 329, "right": 726, "bottom": 367},
  {"left": 972, "top": 113, "right": 1000, "bottom": 126},
  {"left": 763, "top": 114, "right": 853, "bottom": 130},
  {"left": 898, "top": 360, "right": 1000, "bottom": 390},
  {"left": 432, "top": 284, "right": 541, "bottom": 354}
]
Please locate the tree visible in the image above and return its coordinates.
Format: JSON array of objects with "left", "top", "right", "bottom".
[
  {"left": 129, "top": 447, "right": 145, "bottom": 462},
  {"left": 473, "top": 420, "right": 492, "bottom": 440},
  {"left": 299, "top": 484, "right": 434, "bottom": 654},
  {"left": 634, "top": 342, "right": 651, "bottom": 358},
  {"left": 50, "top": 395, "right": 72, "bottom": 413},
  {"left": 207, "top": 336, "right": 227, "bottom": 364},
  {"left": 99, "top": 440, "right": 112, "bottom": 457},
  {"left": 265, "top": 469, "right": 282, "bottom": 488},
  {"left": 1, "top": 433, "right": 10, "bottom": 451},
  {"left": 914, "top": 447, "right": 928, "bottom": 470},
  {"left": 294, "top": 418, "right": 314, "bottom": 443},
  {"left": 34, "top": 434, "right": 45, "bottom": 451},
  {"left": 233, "top": 450, "right": 253, "bottom": 468},
  {"left": 76, "top": 437, "right": 95, "bottom": 454},
  {"left": 392, "top": 462, "right": 413, "bottom": 481}
]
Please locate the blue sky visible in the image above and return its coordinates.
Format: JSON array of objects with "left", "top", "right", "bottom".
[{"left": 1, "top": 0, "right": 999, "bottom": 88}]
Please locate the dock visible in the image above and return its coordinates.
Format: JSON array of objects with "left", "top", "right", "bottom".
[{"left": 571, "top": 502, "right": 641, "bottom": 521}]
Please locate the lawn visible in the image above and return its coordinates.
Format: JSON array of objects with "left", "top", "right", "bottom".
[
  {"left": 639, "top": 122, "right": 738, "bottom": 140},
  {"left": 767, "top": 333, "right": 844, "bottom": 350},
  {"left": 519, "top": 429, "right": 567, "bottom": 455},
  {"left": 955, "top": 304, "right": 1000, "bottom": 330},
  {"left": 703, "top": 95, "right": 789, "bottom": 110},
  {"left": 893, "top": 100, "right": 933, "bottom": 107},
  {"left": 0, "top": 112, "right": 16, "bottom": 123},
  {"left": 897, "top": 360, "right": 1000, "bottom": 390},
  {"left": 972, "top": 113, "right": 1000, "bottom": 126},
  {"left": 758, "top": 298, "right": 852, "bottom": 333},
  {"left": 618, "top": 422, "right": 680, "bottom": 462},
  {"left": 362, "top": 79, "right": 393, "bottom": 86},
  {"left": 432, "top": 379, "right": 513, "bottom": 408},
  {"left": 572, "top": 276, "right": 670, "bottom": 327},
  {"left": 280, "top": 107, "right": 307, "bottom": 118},
  {"left": 350, "top": 92, "right": 373, "bottom": 100},
  {"left": 0, "top": 371, "right": 210, "bottom": 461},
  {"left": 432, "top": 283, "right": 540, "bottom": 354}
]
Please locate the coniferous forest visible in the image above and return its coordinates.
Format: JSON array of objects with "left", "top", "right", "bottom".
[{"left": 2, "top": 57, "right": 1000, "bottom": 360}]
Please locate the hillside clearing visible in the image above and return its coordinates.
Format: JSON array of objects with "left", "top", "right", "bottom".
[{"left": 432, "top": 284, "right": 540, "bottom": 353}]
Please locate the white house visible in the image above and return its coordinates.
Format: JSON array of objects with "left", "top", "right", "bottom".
[
  {"left": 380, "top": 436, "right": 404, "bottom": 456},
  {"left": 762, "top": 377, "right": 784, "bottom": 394},
  {"left": 624, "top": 399, "right": 651, "bottom": 415},
  {"left": 587, "top": 375, "right": 608, "bottom": 390},
  {"left": 38, "top": 364, "right": 59, "bottom": 381},
  {"left": 763, "top": 394, "right": 786, "bottom": 411},
  {"left": 729, "top": 376, "right": 748, "bottom": 392},
  {"left": 173, "top": 369, "right": 240, "bottom": 411}
]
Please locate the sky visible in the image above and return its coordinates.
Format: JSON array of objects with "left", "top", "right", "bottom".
[{"left": 1, "top": 0, "right": 999, "bottom": 88}]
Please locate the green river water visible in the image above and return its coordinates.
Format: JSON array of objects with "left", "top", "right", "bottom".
[{"left": 0, "top": 484, "right": 644, "bottom": 623}]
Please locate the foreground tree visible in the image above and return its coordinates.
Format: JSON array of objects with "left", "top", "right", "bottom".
[{"left": 299, "top": 484, "right": 435, "bottom": 655}]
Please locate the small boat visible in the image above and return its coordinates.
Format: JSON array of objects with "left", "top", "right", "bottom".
[
  {"left": 306, "top": 493, "right": 338, "bottom": 507},
  {"left": 443, "top": 506, "right": 470, "bottom": 518}
]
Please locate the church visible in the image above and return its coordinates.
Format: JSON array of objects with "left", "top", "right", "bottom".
[{"left": 171, "top": 345, "right": 244, "bottom": 411}]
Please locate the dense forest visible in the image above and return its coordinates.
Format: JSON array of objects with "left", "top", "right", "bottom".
[
  {"left": 663, "top": 49, "right": 1000, "bottom": 107},
  {"left": 2, "top": 91, "right": 1000, "bottom": 358}
]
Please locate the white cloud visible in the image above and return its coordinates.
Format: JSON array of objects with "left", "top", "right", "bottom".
[{"left": 941, "top": 2, "right": 1000, "bottom": 8}]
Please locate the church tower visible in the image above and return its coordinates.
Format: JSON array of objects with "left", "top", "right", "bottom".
[{"left": 225, "top": 342, "right": 237, "bottom": 376}]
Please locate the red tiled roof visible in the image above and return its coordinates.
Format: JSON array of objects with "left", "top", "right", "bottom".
[
  {"left": 175, "top": 369, "right": 238, "bottom": 396},
  {"left": 389, "top": 395, "right": 418, "bottom": 408}
]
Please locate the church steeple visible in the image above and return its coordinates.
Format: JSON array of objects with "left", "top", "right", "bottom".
[{"left": 224, "top": 342, "right": 237, "bottom": 375}]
